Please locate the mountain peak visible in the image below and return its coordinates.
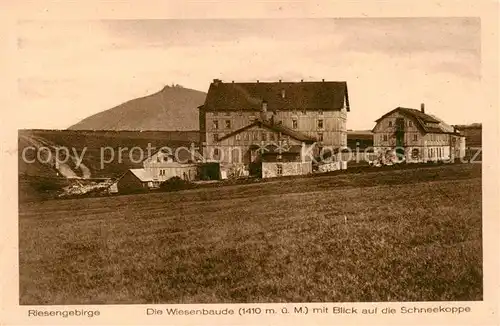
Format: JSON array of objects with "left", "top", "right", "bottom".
[{"left": 69, "top": 86, "right": 206, "bottom": 131}]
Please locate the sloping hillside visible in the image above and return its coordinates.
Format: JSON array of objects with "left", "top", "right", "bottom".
[
  {"left": 18, "top": 129, "right": 200, "bottom": 202},
  {"left": 455, "top": 123, "right": 482, "bottom": 147},
  {"left": 68, "top": 85, "right": 206, "bottom": 131}
]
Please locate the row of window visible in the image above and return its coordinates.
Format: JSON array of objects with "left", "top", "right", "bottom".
[
  {"left": 292, "top": 119, "right": 324, "bottom": 129},
  {"left": 388, "top": 120, "right": 413, "bottom": 127},
  {"left": 428, "top": 134, "right": 448, "bottom": 141},
  {"left": 429, "top": 147, "right": 446, "bottom": 158},
  {"left": 211, "top": 119, "right": 327, "bottom": 130},
  {"left": 211, "top": 110, "right": 327, "bottom": 116},
  {"left": 380, "top": 133, "right": 449, "bottom": 142},
  {"left": 212, "top": 120, "right": 231, "bottom": 130},
  {"left": 381, "top": 134, "right": 419, "bottom": 142},
  {"left": 212, "top": 132, "right": 325, "bottom": 142}
]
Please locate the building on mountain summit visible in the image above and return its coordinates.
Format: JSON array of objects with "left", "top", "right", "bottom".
[
  {"left": 372, "top": 104, "right": 466, "bottom": 163},
  {"left": 197, "top": 79, "right": 350, "bottom": 178}
]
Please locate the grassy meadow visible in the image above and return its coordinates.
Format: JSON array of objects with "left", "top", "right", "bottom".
[{"left": 19, "top": 163, "right": 482, "bottom": 304}]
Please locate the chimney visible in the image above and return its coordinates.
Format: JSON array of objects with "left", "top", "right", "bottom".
[
  {"left": 322, "top": 79, "right": 325, "bottom": 82},
  {"left": 260, "top": 100, "right": 268, "bottom": 121},
  {"left": 256, "top": 80, "right": 260, "bottom": 83},
  {"left": 420, "top": 103, "right": 425, "bottom": 113},
  {"left": 279, "top": 79, "right": 282, "bottom": 83},
  {"left": 213, "top": 78, "right": 222, "bottom": 86},
  {"left": 300, "top": 79, "right": 303, "bottom": 82}
]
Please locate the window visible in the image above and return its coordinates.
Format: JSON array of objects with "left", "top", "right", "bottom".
[
  {"left": 292, "top": 119, "right": 298, "bottom": 129},
  {"left": 318, "top": 110, "right": 323, "bottom": 115},
  {"left": 213, "top": 133, "right": 219, "bottom": 142},
  {"left": 383, "top": 135, "right": 388, "bottom": 141},
  {"left": 318, "top": 133, "right": 324, "bottom": 142},
  {"left": 225, "top": 120, "right": 231, "bottom": 129},
  {"left": 213, "top": 111, "right": 218, "bottom": 116},
  {"left": 302, "top": 109, "right": 307, "bottom": 115},
  {"left": 413, "top": 134, "right": 418, "bottom": 141},
  {"left": 235, "top": 134, "right": 241, "bottom": 141},
  {"left": 411, "top": 148, "right": 419, "bottom": 159},
  {"left": 276, "top": 164, "right": 283, "bottom": 176},
  {"left": 317, "top": 119, "right": 324, "bottom": 129},
  {"left": 269, "top": 133, "right": 275, "bottom": 141},
  {"left": 252, "top": 132, "right": 258, "bottom": 141},
  {"left": 261, "top": 133, "right": 267, "bottom": 141},
  {"left": 409, "top": 121, "right": 413, "bottom": 127},
  {"left": 213, "top": 120, "right": 219, "bottom": 130},
  {"left": 244, "top": 133, "right": 249, "bottom": 141},
  {"left": 388, "top": 121, "right": 393, "bottom": 127},
  {"left": 213, "top": 148, "right": 220, "bottom": 156},
  {"left": 225, "top": 111, "right": 230, "bottom": 116}
]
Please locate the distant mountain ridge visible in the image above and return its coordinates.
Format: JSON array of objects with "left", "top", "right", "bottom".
[{"left": 69, "top": 85, "right": 206, "bottom": 131}]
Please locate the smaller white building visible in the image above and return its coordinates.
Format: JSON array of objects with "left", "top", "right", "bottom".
[{"left": 115, "top": 149, "right": 198, "bottom": 193}]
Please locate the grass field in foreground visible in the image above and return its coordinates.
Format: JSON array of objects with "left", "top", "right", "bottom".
[{"left": 19, "top": 164, "right": 482, "bottom": 304}]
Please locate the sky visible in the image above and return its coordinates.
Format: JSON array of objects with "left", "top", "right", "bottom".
[{"left": 16, "top": 18, "right": 481, "bottom": 130}]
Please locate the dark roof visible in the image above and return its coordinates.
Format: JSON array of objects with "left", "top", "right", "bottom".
[
  {"left": 376, "top": 107, "right": 440, "bottom": 123},
  {"left": 219, "top": 119, "right": 317, "bottom": 143},
  {"left": 201, "top": 80, "right": 349, "bottom": 112},
  {"left": 375, "top": 107, "right": 459, "bottom": 135}
]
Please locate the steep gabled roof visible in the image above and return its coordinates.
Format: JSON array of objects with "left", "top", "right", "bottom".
[
  {"left": 129, "top": 169, "right": 154, "bottom": 182},
  {"left": 375, "top": 107, "right": 459, "bottom": 135},
  {"left": 218, "top": 119, "right": 317, "bottom": 143},
  {"left": 376, "top": 107, "right": 439, "bottom": 123},
  {"left": 142, "top": 147, "right": 195, "bottom": 164},
  {"left": 201, "top": 80, "right": 349, "bottom": 112}
]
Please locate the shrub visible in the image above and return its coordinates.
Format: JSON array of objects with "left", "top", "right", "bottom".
[{"left": 160, "top": 176, "right": 194, "bottom": 191}]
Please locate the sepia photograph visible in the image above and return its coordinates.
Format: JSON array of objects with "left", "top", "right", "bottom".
[{"left": 15, "top": 16, "right": 485, "bottom": 307}]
